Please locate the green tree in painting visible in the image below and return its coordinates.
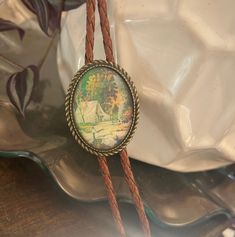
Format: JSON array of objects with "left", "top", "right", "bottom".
[
  {"left": 85, "top": 70, "right": 119, "bottom": 116},
  {"left": 77, "top": 69, "right": 131, "bottom": 124},
  {"left": 110, "top": 89, "right": 125, "bottom": 122},
  {"left": 86, "top": 74, "right": 98, "bottom": 100},
  {"left": 102, "top": 73, "right": 118, "bottom": 115},
  {"left": 122, "top": 102, "right": 132, "bottom": 122}
]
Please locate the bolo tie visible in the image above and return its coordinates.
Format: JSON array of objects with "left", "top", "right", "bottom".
[{"left": 65, "top": 0, "right": 152, "bottom": 236}]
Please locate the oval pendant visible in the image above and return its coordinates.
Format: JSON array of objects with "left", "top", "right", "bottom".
[{"left": 65, "top": 60, "right": 139, "bottom": 156}]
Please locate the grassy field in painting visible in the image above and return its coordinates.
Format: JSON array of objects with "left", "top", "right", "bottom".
[{"left": 80, "top": 121, "right": 131, "bottom": 148}]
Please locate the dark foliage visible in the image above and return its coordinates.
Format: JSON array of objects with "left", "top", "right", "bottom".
[
  {"left": 0, "top": 18, "right": 25, "bottom": 39},
  {"left": 6, "top": 65, "right": 39, "bottom": 116},
  {"left": 22, "top": 0, "right": 85, "bottom": 36}
]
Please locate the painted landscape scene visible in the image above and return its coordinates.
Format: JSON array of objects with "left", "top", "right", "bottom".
[{"left": 73, "top": 67, "right": 134, "bottom": 150}]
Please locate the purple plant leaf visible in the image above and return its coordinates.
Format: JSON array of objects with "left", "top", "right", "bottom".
[
  {"left": 7, "top": 65, "right": 39, "bottom": 116},
  {"left": 0, "top": 18, "right": 25, "bottom": 40},
  {"left": 22, "top": 0, "right": 85, "bottom": 36},
  {"left": 22, "top": 0, "right": 61, "bottom": 36},
  {"left": 47, "top": 0, "right": 85, "bottom": 11}
]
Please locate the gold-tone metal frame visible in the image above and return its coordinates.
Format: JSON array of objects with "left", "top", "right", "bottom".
[{"left": 65, "top": 60, "right": 139, "bottom": 157}]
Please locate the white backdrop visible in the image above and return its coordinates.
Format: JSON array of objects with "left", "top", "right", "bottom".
[{"left": 58, "top": 0, "right": 235, "bottom": 172}]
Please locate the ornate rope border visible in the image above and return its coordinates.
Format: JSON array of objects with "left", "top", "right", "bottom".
[{"left": 65, "top": 60, "right": 140, "bottom": 157}]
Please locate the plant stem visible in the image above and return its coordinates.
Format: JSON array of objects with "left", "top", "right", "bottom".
[
  {"left": 37, "top": 31, "right": 58, "bottom": 70},
  {"left": 0, "top": 54, "right": 24, "bottom": 70}
]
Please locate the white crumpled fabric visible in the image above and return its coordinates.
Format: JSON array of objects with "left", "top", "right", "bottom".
[
  {"left": 1, "top": 0, "right": 235, "bottom": 172},
  {"left": 59, "top": 1, "right": 235, "bottom": 172}
]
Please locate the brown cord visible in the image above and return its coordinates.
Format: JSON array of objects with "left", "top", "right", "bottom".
[
  {"left": 85, "top": 0, "right": 96, "bottom": 64},
  {"left": 85, "top": 0, "right": 152, "bottom": 236},
  {"left": 120, "top": 149, "right": 151, "bottom": 237},
  {"left": 97, "top": 0, "right": 114, "bottom": 63},
  {"left": 85, "top": 1, "right": 126, "bottom": 236},
  {"left": 98, "top": 156, "right": 126, "bottom": 237}
]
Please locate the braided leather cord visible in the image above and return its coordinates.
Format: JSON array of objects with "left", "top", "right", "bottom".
[
  {"left": 120, "top": 149, "right": 151, "bottom": 237},
  {"left": 96, "top": 1, "right": 152, "bottom": 236},
  {"left": 85, "top": 1, "right": 126, "bottom": 236},
  {"left": 97, "top": 0, "right": 114, "bottom": 63},
  {"left": 85, "top": 0, "right": 96, "bottom": 64},
  {"left": 98, "top": 156, "right": 126, "bottom": 237},
  {"left": 85, "top": 0, "right": 152, "bottom": 236}
]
